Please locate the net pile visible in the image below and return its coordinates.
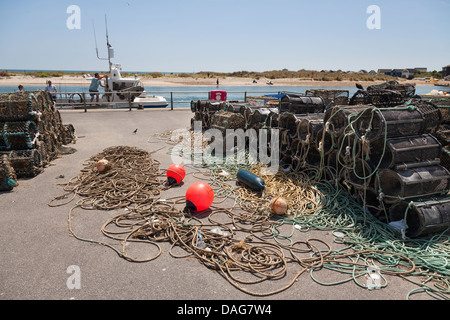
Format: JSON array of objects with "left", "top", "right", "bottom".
[
  {"left": 53, "top": 146, "right": 441, "bottom": 298},
  {"left": 0, "top": 90, "right": 76, "bottom": 184}
]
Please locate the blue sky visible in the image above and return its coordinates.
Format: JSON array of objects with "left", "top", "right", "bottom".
[{"left": 0, "top": 0, "right": 449, "bottom": 73}]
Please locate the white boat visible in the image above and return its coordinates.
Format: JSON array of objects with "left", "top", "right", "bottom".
[{"left": 96, "top": 63, "right": 168, "bottom": 108}]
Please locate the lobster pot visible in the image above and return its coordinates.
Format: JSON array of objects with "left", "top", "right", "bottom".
[
  {"left": 248, "top": 108, "right": 278, "bottom": 130},
  {"left": 0, "top": 91, "right": 44, "bottom": 122},
  {"left": 367, "top": 80, "right": 416, "bottom": 99},
  {"left": 368, "top": 134, "right": 442, "bottom": 170},
  {"left": 305, "top": 89, "right": 349, "bottom": 106},
  {"left": 210, "top": 111, "right": 245, "bottom": 130},
  {"left": 2, "top": 149, "right": 43, "bottom": 178},
  {"left": 224, "top": 103, "right": 251, "bottom": 114},
  {"left": 1, "top": 121, "right": 38, "bottom": 150},
  {"left": 389, "top": 198, "right": 450, "bottom": 237},
  {"left": 367, "top": 90, "right": 405, "bottom": 107},
  {"left": 354, "top": 106, "right": 442, "bottom": 142},
  {"left": 60, "top": 124, "right": 76, "bottom": 145},
  {"left": 377, "top": 165, "right": 450, "bottom": 203},
  {"left": 0, "top": 154, "right": 17, "bottom": 191},
  {"left": 324, "top": 105, "right": 370, "bottom": 138},
  {"left": 296, "top": 114, "right": 324, "bottom": 144},
  {"left": 280, "top": 95, "right": 325, "bottom": 114},
  {"left": 278, "top": 113, "right": 303, "bottom": 138},
  {"left": 315, "top": 128, "right": 335, "bottom": 156},
  {"left": 344, "top": 158, "right": 373, "bottom": 190},
  {"left": 349, "top": 89, "right": 404, "bottom": 108},
  {"left": 441, "top": 149, "right": 450, "bottom": 171},
  {"left": 337, "top": 133, "right": 362, "bottom": 164}
]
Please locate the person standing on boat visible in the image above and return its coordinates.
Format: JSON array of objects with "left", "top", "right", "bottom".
[
  {"left": 89, "top": 73, "right": 104, "bottom": 103},
  {"left": 45, "top": 80, "right": 57, "bottom": 100}
]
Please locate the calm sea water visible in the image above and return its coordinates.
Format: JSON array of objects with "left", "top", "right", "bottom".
[{"left": 0, "top": 84, "right": 441, "bottom": 108}]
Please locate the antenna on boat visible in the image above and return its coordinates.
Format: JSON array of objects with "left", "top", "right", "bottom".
[{"left": 92, "top": 16, "right": 114, "bottom": 73}]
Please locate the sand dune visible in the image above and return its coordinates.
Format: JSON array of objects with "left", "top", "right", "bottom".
[{"left": 0, "top": 73, "right": 431, "bottom": 88}]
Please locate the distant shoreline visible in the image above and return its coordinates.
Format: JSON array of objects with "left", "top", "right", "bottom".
[{"left": 0, "top": 74, "right": 434, "bottom": 87}]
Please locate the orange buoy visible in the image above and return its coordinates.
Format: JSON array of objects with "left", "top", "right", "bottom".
[
  {"left": 96, "top": 159, "right": 111, "bottom": 173},
  {"left": 269, "top": 197, "right": 288, "bottom": 215},
  {"left": 166, "top": 164, "right": 186, "bottom": 185},
  {"left": 185, "top": 182, "right": 214, "bottom": 212}
]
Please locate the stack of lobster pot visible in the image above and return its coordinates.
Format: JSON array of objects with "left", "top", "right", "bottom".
[
  {"left": 190, "top": 100, "right": 227, "bottom": 130},
  {"left": 277, "top": 94, "right": 326, "bottom": 171},
  {"left": 331, "top": 100, "right": 450, "bottom": 237},
  {"left": 0, "top": 90, "right": 75, "bottom": 183}
]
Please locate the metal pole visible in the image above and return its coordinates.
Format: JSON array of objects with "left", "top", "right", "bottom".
[
  {"left": 170, "top": 92, "right": 173, "bottom": 110},
  {"left": 128, "top": 93, "right": 132, "bottom": 111},
  {"left": 82, "top": 93, "right": 87, "bottom": 112}
]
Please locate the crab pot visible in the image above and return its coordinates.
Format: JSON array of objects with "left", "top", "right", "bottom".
[
  {"left": 344, "top": 159, "right": 373, "bottom": 190},
  {"left": 324, "top": 105, "right": 370, "bottom": 138},
  {"left": 305, "top": 89, "right": 350, "bottom": 106},
  {"left": 305, "top": 147, "right": 322, "bottom": 167},
  {"left": 278, "top": 113, "right": 303, "bottom": 137},
  {"left": 280, "top": 129, "right": 292, "bottom": 154},
  {"left": 2, "top": 149, "right": 43, "bottom": 178},
  {"left": 354, "top": 106, "right": 441, "bottom": 142},
  {"left": 0, "top": 154, "right": 17, "bottom": 191},
  {"left": 389, "top": 198, "right": 450, "bottom": 237},
  {"left": 280, "top": 95, "right": 325, "bottom": 114},
  {"left": 367, "top": 90, "right": 405, "bottom": 108},
  {"left": 315, "top": 128, "right": 335, "bottom": 156},
  {"left": 2, "top": 121, "right": 39, "bottom": 150},
  {"left": 290, "top": 139, "right": 303, "bottom": 159},
  {"left": 377, "top": 165, "right": 450, "bottom": 203},
  {"left": 441, "top": 149, "right": 450, "bottom": 171},
  {"left": 210, "top": 111, "right": 245, "bottom": 130},
  {"left": 296, "top": 114, "right": 324, "bottom": 144},
  {"left": 369, "top": 134, "right": 442, "bottom": 170},
  {"left": 247, "top": 108, "right": 277, "bottom": 130},
  {"left": 0, "top": 91, "right": 44, "bottom": 122},
  {"left": 337, "top": 133, "right": 362, "bottom": 162}
]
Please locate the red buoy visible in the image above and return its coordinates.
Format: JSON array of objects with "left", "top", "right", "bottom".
[
  {"left": 185, "top": 182, "right": 214, "bottom": 212},
  {"left": 166, "top": 164, "right": 186, "bottom": 185}
]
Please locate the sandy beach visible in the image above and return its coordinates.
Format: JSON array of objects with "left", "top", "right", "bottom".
[{"left": 0, "top": 73, "right": 432, "bottom": 87}]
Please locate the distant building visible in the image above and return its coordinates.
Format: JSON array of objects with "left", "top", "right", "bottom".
[
  {"left": 378, "top": 67, "right": 426, "bottom": 78},
  {"left": 402, "top": 69, "right": 418, "bottom": 79},
  {"left": 378, "top": 69, "right": 391, "bottom": 75},
  {"left": 415, "top": 67, "right": 427, "bottom": 73},
  {"left": 386, "top": 69, "right": 403, "bottom": 77},
  {"left": 442, "top": 65, "right": 450, "bottom": 77},
  {"left": 368, "top": 70, "right": 377, "bottom": 75}
]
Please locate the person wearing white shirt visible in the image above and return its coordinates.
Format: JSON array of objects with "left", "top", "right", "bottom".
[
  {"left": 45, "top": 80, "right": 57, "bottom": 100},
  {"left": 16, "top": 85, "right": 24, "bottom": 92}
]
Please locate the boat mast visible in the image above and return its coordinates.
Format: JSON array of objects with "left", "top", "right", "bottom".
[{"left": 93, "top": 15, "right": 113, "bottom": 73}]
